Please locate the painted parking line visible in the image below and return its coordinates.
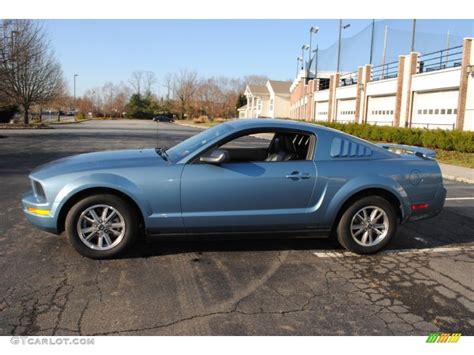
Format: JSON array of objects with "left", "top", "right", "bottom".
[
  {"left": 445, "top": 197, "right": 474, "bottom": 201},
  {"left": 312, "top": 244, "right": 474, "bottom": 258}
]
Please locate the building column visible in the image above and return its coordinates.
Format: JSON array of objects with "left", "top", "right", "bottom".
[
  {"left": 393, "top": 55, "right": 406, "bottom": 127},
  {"left": 307, "top": 79, "right": 315, "bottom": 121},
  {"left": 358, "top": 64, "right": 372, "bottom": 124},
  {"left": 456, "top": 38, "right": 473, "bottom": 130},
  {"left": 398, "top": 52, "right": 419, "bottom": 128},
  {"left": 354, "top": 66, "right": 364, "bottom": 123},
  {"left": 328, "top": 73, "right": 340, "bottom": 122}
]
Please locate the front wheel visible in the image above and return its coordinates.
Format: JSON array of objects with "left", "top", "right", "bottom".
[
  {"left": 65, "top": 194, "right": 138, "bottom": 259},
  {"left": 336, "top": 196, "right": 398, "bottom": 254}
]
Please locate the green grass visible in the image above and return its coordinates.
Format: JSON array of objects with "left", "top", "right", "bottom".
[{"left": 435, "top": 150, "right": 474, "bottom": 169}]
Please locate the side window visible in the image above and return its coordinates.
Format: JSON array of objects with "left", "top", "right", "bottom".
[
  {"left": 215, "top": 131, "right": 314, "bottom": 163},
  {"left": 220, "top": 133, "right": 273, "bottom": 149}
]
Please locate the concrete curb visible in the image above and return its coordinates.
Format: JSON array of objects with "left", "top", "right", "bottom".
[
  {"left": 442, "top": 174, "right": 474, "bottom": 184},
  {"left": 174, "top": 122, "right": 208, "bottom": 130},
  {"left": 174, "top": 122, "right": 474, "bottom": 184}
]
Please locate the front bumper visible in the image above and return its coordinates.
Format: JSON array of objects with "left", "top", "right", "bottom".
[{"left": 22, "top": 190, "right": 59, "bottom": 234}]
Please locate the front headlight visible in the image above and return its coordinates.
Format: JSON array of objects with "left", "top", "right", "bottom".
[{"left": 32, "top": 180, "right": 46, "bottom": 201}]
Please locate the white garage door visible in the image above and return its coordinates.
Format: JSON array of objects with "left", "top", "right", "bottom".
[
  {"left": 411, "top": 90, "right": 458, "bottom": 130},
  {"left": 314, "top": 101, "right": 328, "bottom": 122},
  {"left": 335, "top": 99, "right": 356, "bottom": 123},
  {"left": 366, "top": 95, "right": 396, "bottom": 126}
]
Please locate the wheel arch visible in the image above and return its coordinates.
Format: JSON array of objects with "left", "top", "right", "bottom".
[
  {"left": 330, "top": 187, "right": 405, "bottom": 235},
  {"left": 56, "top": 187, "right": 145, "bottom": 234}
]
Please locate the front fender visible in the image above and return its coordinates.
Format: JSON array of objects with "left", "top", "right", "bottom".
[
  {"left": 324, "top": 175, "right": 411, "bottom": 226},
  {"left": 50, "top": 173, "right": 151, "bottom": 219}
]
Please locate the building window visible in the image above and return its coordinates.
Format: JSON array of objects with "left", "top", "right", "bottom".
[
  {"left": 447, "top": 109, "right": 452, "bottom": 114},
  {"left": 257, "top": 99, "right": 262, "bottom": 110},
  {"left": 441, "top": 109, "right": 446, "bottom": 114},
  {"left": 435, "top": 109, "right": 439, "bottom": 114},
  {"left": 429, "top": 109, "right": 433, "bottom": 114},
  {"left": 269, "top": 99, "right": 274, "bottom": 111}
]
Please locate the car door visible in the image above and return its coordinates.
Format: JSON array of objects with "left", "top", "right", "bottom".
[{"left": 180, "top": 133, "right": 318, "bottom": 233}]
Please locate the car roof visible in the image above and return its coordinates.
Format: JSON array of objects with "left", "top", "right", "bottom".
[{"left": 224, "top": 118, "right": 332, "bottom": 133}]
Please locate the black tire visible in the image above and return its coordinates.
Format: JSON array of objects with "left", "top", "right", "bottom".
[
  {"left": 336, "top": 195, "right": 398, "bottom": 254},
  {"left": 65, "top": 194, "right": 138, "bottom": 259}
]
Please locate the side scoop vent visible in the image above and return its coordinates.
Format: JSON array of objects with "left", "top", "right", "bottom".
[{"left": 330, "top": 137, "right": 372, "bottom": 158}]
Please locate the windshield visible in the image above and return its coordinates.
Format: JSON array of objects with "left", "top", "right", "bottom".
[{"left": 166, "top": 123, "right": 234, "bottom": 162}]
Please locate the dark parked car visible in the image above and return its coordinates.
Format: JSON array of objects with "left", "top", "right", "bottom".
[{"left": 153, "top": 115, "right": 174, "bottom": 123}]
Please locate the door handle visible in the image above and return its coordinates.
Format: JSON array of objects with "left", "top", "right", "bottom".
[{"left": 285, "top": 171, "right": 311, "bottom": 181}]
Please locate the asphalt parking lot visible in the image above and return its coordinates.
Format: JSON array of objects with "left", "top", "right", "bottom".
[{"left": 0, "top": 119, "right": 473, "bottom": 335}]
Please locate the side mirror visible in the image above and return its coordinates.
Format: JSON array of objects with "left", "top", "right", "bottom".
[{"left": 200, "top": 149, "right": 229, "bottom": 164}]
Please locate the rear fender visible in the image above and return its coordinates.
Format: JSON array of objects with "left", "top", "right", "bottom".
[{"left": 324, "top": 175, "right": 411, "bottom": 226}]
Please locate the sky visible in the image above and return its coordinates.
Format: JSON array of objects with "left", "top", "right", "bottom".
[{"left": 43, "top": 19, "right": 473, "bottom": 96}]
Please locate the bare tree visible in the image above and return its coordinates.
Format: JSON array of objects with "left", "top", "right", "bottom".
[
  {"left": 174, "top": 70, "right": 199, "bottom": 119},
  {"left": 129, "top": 70, "right": 144, "bottom": 96},
  {"left": 243, "top": 75, "right": 269, "bottom": 86},
  {"left": 162, "top": 72, "right": 173, "bottom": 100},
  {"left": 0, "top": 20, "right": 64, "bottom": 124},
  {"left": 143, "top": 71, "right": 157, "bottom": 96}
]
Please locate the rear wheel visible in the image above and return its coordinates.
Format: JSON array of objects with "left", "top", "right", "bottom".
[
  {"left": 65, "top": 194, "right": 138, "bottom": 259},
  {"left": 336, "top": 196, "right": 398, "bottom": 254}
]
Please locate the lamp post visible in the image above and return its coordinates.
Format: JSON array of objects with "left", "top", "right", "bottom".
[
  {"left": 336, "top": 20, "right": 351, "bottom": 73},
  {"left": 10, "top": 30, "right": 19, "bottom": 49},
  {"left": 296, "top": 56, "right": 303, "bottom": 77},
  {"left": 73, "top": 74, "right": 78, "bottom": 115},
  {"left": 410, "top": 19, "right": 416, "bottom": 52},
  {"left": 296, "top": 57, "right": 301, "bottom": 77},
  {"left": 301, "top": 44, "right": 309, "bottom": 70},
  {"left": 313, "top": 46, "right": 319, "bottom": 82},
  {"left": 369, "top": 19, "right": 375, "bottom": 65},
  {"left": 308, "top": 26, "right": 319, "bottom": 82}
]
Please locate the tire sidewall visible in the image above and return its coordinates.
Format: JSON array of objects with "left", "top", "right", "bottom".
[
  {"left": 337, "top": 196, "right": 398, "bottom": 254},
  {"left": 65, "top": 194, "right": 137, "bottom": 259}
]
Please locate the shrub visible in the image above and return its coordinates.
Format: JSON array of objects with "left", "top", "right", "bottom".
[
  {"left": 76, "top": 112, "right": 87, "bottom": 120},
  {"left": 192, "top": 115, "right": 210, "bottom": 124},
  {"left": 311, "top": 121, "right": 474, "bottom": 153},
  {"left": 0, "top": 105, "right": 18, "bottom": 123}
]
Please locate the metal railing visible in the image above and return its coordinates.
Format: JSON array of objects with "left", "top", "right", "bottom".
[
  {"left": 418, "top": 45, "right": 463, "bottom": 74},
  {"left": 410, "top": 122, "right": 455, "bottom": 130},
  {"left": 371, "top": 60, "right": 399, "bottom": 81},
  {"left": 339, "top": 71, "right": 358, "bottom": 87}
]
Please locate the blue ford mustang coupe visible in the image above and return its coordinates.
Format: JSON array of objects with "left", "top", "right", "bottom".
[{"left": 22, "top": 119, "right": 446, "bottom": 258}]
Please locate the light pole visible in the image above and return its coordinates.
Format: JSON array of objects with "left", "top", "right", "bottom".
[
  {"left": 369, "top": 19, "right": 375, "bottom": 65},
  {"left": 308, "top": 26, "right": 319, "bottom": 82},
  {"left": 313, "top": 47, "right": 319, "bottom": 81},
  {"left": 410, "top": 19, "right": 416, "bottom": 52},
  {"left": 10, "top": 30, "right": 19, "bottom": 49},
  {"left": 296, "top": 56, "right": 303, "bottom": 77},
  {"left": 73, "top": 74, "right": 78, "bottom": 114},
  {"left": 336, "top": 20, "right": 351, "bottom": 73},
  {"left": 301, "top": 44, "right": 309, "bottom": 70}
]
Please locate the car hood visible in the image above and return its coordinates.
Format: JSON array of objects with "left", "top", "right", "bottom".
[{"left": 31, "top": 148, "right": 167, "bottom": 180}]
